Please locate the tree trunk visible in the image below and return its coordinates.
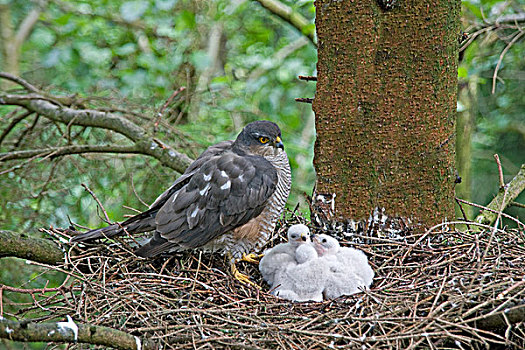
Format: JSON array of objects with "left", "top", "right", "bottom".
[{"left": 313, "top": 0, "right": 460, "bottom": 227}]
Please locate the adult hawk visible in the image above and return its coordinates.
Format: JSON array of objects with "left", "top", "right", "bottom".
[{"left": 71, "top": 120, "right": 291, "bottom": 284}]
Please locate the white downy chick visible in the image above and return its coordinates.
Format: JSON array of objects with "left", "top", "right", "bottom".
[
  {"left": 272, "top": 241, "right": 327, "bottom": 302},
  {"left": 259, "top": 224, "right": 310, "bottom": 285},
  {"left": 337, "top": 246, "right": 374, "bottom": 287},
  {"left": 313, "top": 234, "right": 374, "bottom": 299}
]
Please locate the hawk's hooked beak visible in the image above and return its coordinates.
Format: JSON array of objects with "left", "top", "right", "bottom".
[{"left": 275, "top": 136, "right": 284, "bottom": 150}]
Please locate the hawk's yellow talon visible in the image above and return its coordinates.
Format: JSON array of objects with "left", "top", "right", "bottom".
[
  {"left": 230, "top": 260, "right": 261, "bottom": 289},
  {"left": 240, "top": 252, "right": 263, "bottom": 264}
]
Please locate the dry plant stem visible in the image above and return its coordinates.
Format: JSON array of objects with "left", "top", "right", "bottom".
[
  {"left": 475, "top": 163, "right": 525, "bottom": 226},
  {"left": 0, "top": 317, "right": 157, "bottom": 350},
  {"left": 0, "top": 230, "right": 63, "bottom": 265}
]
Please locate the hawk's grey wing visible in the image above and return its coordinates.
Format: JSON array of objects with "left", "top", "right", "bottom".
[
  {"left": 134, "top": 150, "right": 278, "bottom": 257},
  {"left": 149, "top": 141, "right": 234, "bottom": 208},
  {"left": 70, "top": 141, "right": 234, "bottom": 242}
]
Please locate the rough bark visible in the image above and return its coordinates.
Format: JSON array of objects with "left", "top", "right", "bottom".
[
  {"left": 0, "top": 317, "right": 158, "bottom": 350},
  {"left": 0, "top": 230, "right": 63, "bottom": 265},
  {"left": 313, "top": 0, "right": 459, "bottom": 226}
]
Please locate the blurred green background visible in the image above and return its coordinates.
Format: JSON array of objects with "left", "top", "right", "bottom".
[{"left": 0, "top": 1, "right": 523, "bottom": 346}]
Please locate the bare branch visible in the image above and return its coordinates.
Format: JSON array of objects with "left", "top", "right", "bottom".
[
  {"left": 492, "top": 30, "right": 525, "bottom": 94},
  {"left": 0, "top": 72, "right": 40, "bottom": 93},
  {"left": 0, "top": 92, "right": 193, "bottom": 173},
  {"left": 0, "top": 144, "right": 141, "bottom": 161},
  {"left": 0, "top": 230, "right": 63, "bottom": 265},
  {"left": 253, "top": 0, "right": 316, "bottom": 46},
  {"left": 475, "top": 164, "right": 525, "bottom": 226},
  {"left": 0, "top": 317, "right": 158, "bottom": 350},
  {"left": 0, "top": 110, "right": 33, "bottom": 146}
]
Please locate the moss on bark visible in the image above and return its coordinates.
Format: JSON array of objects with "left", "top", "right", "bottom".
[{"left": 313, "top": 0, "right": 460, "bottom": 226}]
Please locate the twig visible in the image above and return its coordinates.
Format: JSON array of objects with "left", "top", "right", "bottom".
[
  {"left": 494, "top": 154, "right": 505, "bottom": 189},
  {"left": 81, "top": 183, "right": 110, "bottom": 223},
  {"left": 0, "top": 111, "right": 33, "bottom": 146},
  {"left": 492, "top": 30, "right": 525, "bottom": 94},
  {"left": 0, "top": 276, "right": 70, "bottom": 316},
  {"left": 509, "top": 201, "right": 525, "bottom": 209},
  {"left": 154, "top": 86, "right": 186, "bottom": 131},
  {"left": 455, "top": 197, "right": 525, "bottom": 228},
  {"left": 0, "top": 144, "right": 141, "bottom": 162},
  {"left": 454, "top": 197, "right": 471, "bottom": 230},
  {"left": 0, "top": 72, "right": 40, "bottom": 93},
  {"left": 475, "top": 163, "right": 525, "bottom": 226},
  {"left": 298, "top": 75, "right": 317, "bottom": 81},
  {"left": 252, "top": 0, "right": 316, "bottom": 46},
  {"left": 295, "top": 97, "right": 313, "bottom": 104}
]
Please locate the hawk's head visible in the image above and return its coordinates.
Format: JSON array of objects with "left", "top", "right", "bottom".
[{"left": 234, "top": 120, "right": 284, "bottom": 158}]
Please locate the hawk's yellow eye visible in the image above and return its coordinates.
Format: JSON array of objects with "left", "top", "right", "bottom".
[{"left": 259, "top": 136, "right": 269, "bottom": 144}]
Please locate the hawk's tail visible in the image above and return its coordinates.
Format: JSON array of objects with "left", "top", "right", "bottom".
[
  {"left": 70, "top": 212, "right": 156, "bottom": 243},
  {"left": 134, "top": 232, "right": 178, "bottom": 258},
  {"left": 70, "top": 224, "right": 123, "bottom": 242}
]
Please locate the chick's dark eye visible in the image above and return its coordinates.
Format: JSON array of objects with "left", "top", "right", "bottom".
[
  {"left": 322, "top": 239, "right": 327, "bottom": 243},
  {"left": 259, "top": 136, "right": 269, "bottom": 144}
]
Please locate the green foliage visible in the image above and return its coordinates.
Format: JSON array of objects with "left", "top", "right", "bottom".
[{"left": 460, "top": 0, "right": 525, "bottom": 223}]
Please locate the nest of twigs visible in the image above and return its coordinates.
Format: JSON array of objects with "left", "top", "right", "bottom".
[{"left": 22, "top": 211, "right": 525, "bottom": 349}]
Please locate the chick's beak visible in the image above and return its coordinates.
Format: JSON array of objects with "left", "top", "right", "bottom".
[{"left": 275, "top": 136, "right": 284, "bottom": 149}]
